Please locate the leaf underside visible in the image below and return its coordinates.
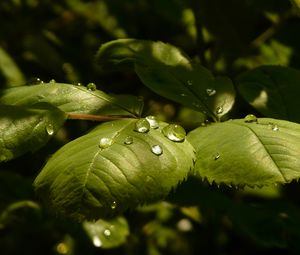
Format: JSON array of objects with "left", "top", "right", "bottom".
[
  {"left": 34, "top": 119, "right": 194, "bottom": 220},
  {"left": 0, "top": 83, "right": 143, "bottom": 117},
  {"left": 187, "top": 118, "right": 300, "bottom": 187}
]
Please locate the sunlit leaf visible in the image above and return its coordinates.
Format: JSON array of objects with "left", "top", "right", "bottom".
[
  {"left": 188, "top": 118, "right": 300, "bottom": 186},
  {"left": 34, "top": 119, "right": 194, "bottom": 220},
  {"left": 96, "top": 39, "right": 236, "bottom": 121},
  {"left": 0, "top": 83, "right": 143, "bottom": 117},
  {"left": 0, "top": 103, "right": 65, "bottom": 162}
]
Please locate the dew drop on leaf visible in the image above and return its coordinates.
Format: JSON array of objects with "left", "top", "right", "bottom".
[
  {"left": 206, "top": 88, "right": 216, "bottom": 96},
  {"left": 103, "top": 229, "right": 111, "bottom": 237},
  {"left": 151, "top": 145, "right": 163, "bottom": 156},
  {"left": 124, "top": 136, "right": 133, "bottom": 145},
  {"left": 216, "top": 106, "right": 223, "bottom": 114},
  {"left": 244, "top": 114, "right": 257, "bottom": 123},
  {"left": 111, "top": 201, "right": 117, "bottom": 209},
  {"left": 162, "top": 124, "right": 186, "bottom": 142},
  {"left": 28, "top": 77, "right": 44, "bottom": 85},
  {"left": 87, "top": 83, "right": 96, "bottom": 91},
  {"left": 214, "top": 153, "right": 220, "bottom": 160},
  {"left": 180, "top": 93, "right": 187, "bottom": 97},
  {"left": 145, "top": 115, "right": 159, "bottom": 129},
  {"left": 134, "top": 119, "right": 150, "bottom": 133},
  {"left": 93, "top": 236, "right": 102, "bottom": 247},
  {"left": 272, "top": 124, "right": 279, "bottom": 131},
  {"left": 99, "top": 137, "right": 113, "bottom": 149},
  {"left": 187, "top": 80, "right": 193, "bottom": 86},
  {"left": 49, "top": 79, "right": 56, "bottom": 84},
  {"left": 46, "top": 124, "right": 54, "bottom": 136}
]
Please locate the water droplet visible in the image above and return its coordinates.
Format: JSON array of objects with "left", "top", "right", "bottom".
[
  {"left": 111, "top": 201, "right": 117, "bottom": 209},
  {"left": 124, "top": 136, "right": 133, "bottom": 145},
  {"left": 206, "top": 88, "right": 216, "bottom": 96},
  {"left": 49, "top": 79, "right": 56, "bottom": 84},
  {"left": 244, "top": 114, "right": 257, "bottom": 123},
  {"left": 99, "top": 137, "right": 113, "bottom": 149},
  {"left": 28, "top": 77, "right": 44, "bottom": 85},
  {"left": 87, "top": 83, "right": 96, "bottom": 91},
  {"left": 134, "top": 119, "right": 150, "bottom": 133},
  {"left": 46, "top": 124, "right": 54, "bottom": 135},
  {"left": 272, "top": 124, "right": 279, "bottom": 131},
  {"left": 151, "top": 145, "right": 163, "bottom": 156},
  {"left": 187, "top": 80, "right": 193, "bottom": 86},
  {"left": 103, "top": 229, "right": 111, "bottom": 237},
  {"left": 214, "top": 153, "right": 220, "bottom": 160},
  {"left": 145, "top": 115, "right": 159, "bottom": 129},
  {"left": 92, "top": 236, "right": 102, "bottom": 247},
  {"left": 73, "top": 82, "right": 82, "bottom": 86},
  {"left": 216, "top": 106, "right": 223, "bottom": 114},
  {"left": 162, "top": 124, "right": 186, "bottom": 142},
  {"left": 180, "top": 93, "right": 187, "bottom": 97}
]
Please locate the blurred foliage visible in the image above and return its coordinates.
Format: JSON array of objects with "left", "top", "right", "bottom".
[{"left": 1, "top": 0, "right": 300, "bottom": 254}]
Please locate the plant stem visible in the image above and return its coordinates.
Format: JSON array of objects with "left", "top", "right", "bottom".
[{"left": 66, "top": 113, "right": 135, "bottom": 122}]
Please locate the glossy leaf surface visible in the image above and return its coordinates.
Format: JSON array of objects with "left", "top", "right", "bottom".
[
  {"left": 0, "top": 83, "right": 143, "bottom": 117},
  {"left": 34, "top": 119, "right": 194, "bottom": 220},
  {"left": 96, "top": 39, "right": 235, "bottom": 121},
  {"left": 188, "top": 118, "right": 300, "bottom": 186},
  {"left": 0, "top": 104, "right": 65, "bottom": 162}
]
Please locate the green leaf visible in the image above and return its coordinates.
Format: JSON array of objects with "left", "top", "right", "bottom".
[
  {"left": 0, "top": 47, "right": 26, "bottom": 87},
  {"left": 236, "top": 65, "right": 300, "bottom": 123},
  {"left": 0, "top": 83, "right": 143, "bottom": 117},
  {"left": 83, "top": 216, "right": 129, "bottom": 249},
  {"left": 34, "top": 119, "right": 194, "bottom": 220},
  {"left": 0, "top": 103, "right": 65, "bottom": 162},
  {"left": 96, "top": 39, "right": 236, "bottom": 121},
  {"left": 187, "top": 118, "right": 300, "bottom": 186}
]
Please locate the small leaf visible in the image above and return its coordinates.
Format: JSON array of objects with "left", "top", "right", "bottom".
[
  {"left": 236, "top": 65, "right": 300, "bottom": 123},
  {"left": 96, "top": 39, "right": 235, "bottom": 121},
  {"left": 187, "top": 118, "right": 300, "bottom": 186},
  {"left": 83, "top": 216, "right": 129, "bottom": 249},
  {"left": 0, "top": 83, "right": 143, "bottom": 117},
  {"left": 0, "top": 103, "right": 65, "bottom": 162},
  {"left": 34, "top": 119, "right": 194, "bottom": 220}
]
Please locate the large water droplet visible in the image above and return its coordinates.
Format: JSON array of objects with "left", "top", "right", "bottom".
[
  {"left": 103, "top": 229, "right": 111, "bottom": 237},
  {"left": 146, "top": 115, "right": 159, "bottom": 129},
  {"left": 134, "top": 119, "right": 150, "bottom": 133},
  {"left": 216, "top": 106, "right": 223, "bottom": 114},
  {"left": 49, "top": 79, "right": 56, "bottom": 84},
  {"left": 244, "top": 114, "right": 257, "bottom": 123},
  {"left": 151, "top": 145, "right": 163, "bottom": 156},
  {"left": 46, "top": 124, "right": 54, "bottom": 135},
  {"left": 99, "top": 137, "right": 113, "bottom": 149},
  {"left": 111, "top": 201, "right": 117, "bottom": 209},
  {"left": 187, "top": 80, "right": 193, "bottom": 86},
  {"left": 206, "top": 88, "right": 216, "bottom": 96},
  {"left": 93, "top": 236, "right": 102, "bottom": 247},
  {"left": 162, "top": 124, "right": 186, "bottom": 142},
  {"left": 87, "top": 83, "right": 96, "bottom": 91},
  {"left": 214, "top": 153, "right": 220, "bottom": 160},
  {"left": 124, "top": 136, "right": 133, "bottom": 145}
]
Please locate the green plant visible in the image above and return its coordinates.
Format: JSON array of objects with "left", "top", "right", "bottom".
[{"left": 1, "top": 1, "right": 300, "bottom": 254}]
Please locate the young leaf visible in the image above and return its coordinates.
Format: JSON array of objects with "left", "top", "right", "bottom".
[
  {"left": 187, "top": 118, "right": 300, "bottom": 187},
  {"left": 0, "top": 83, "right": 143, "bottom": 117},
  {"left": 236, "top": 65, "right": 300, "bottom": 123},
  {"left": 34, "top": 119, "right": 194, "bottom": 220},
  {"left": 96, "top": 39, "right": 236, "bottom": 121},
  {"left": 0, "top": 103, "right": 65, "bottom": 162},
  {"left": 83, "top": 216, "right": 129, "bottom": 249}
]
